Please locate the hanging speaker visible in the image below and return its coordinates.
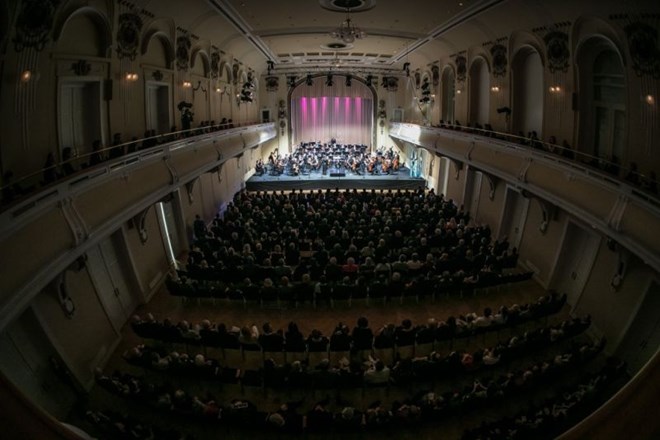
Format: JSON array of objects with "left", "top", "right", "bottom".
[{"left": 104, "top": 79, "right": 113, "bottom": 101}]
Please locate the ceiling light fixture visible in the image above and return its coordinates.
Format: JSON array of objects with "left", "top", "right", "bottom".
[{"left": 330, "top": 9, "right": 366, "bottom": 44}]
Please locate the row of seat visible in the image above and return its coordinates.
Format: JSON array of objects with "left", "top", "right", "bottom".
[{"left": 166, "top": 271, "right": 535, "bottom": 307}]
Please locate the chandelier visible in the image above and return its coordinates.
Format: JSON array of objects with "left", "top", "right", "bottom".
[{"left": 330, "top": 10, "right": 366, "bottom": 44}]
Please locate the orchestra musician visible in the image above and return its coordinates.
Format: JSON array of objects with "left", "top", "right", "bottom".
[{"left": 255, "top": 142, "right": 405, "bottom": 177}]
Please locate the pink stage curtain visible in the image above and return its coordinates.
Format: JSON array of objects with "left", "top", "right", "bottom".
[{"left": 290, "top": 75, "right": 373, "bottom": 147}]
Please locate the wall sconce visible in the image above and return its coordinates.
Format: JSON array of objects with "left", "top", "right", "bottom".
[
  {"left": 549, "top": 85, "right": 561, "bottom": 93},
  {"left": 20, "top": 70, "right": 32, "bottom": 82},
  {"left": 125, "top": 72, "right": 139, "bottom": 82},
  {"left": 645, "top": 94, "right": 655, "bottom": 105},
  {"left": 182, "top": 81, "right": 192, "bottom": 88},
  {"left": 456, "top": 89, "right": 462, "bottom": 94},
  {"left": 490, "top": 86, "right": 500, "bottom": 92}
]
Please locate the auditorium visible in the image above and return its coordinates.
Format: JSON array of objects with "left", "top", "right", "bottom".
[{"left": 1, "top": 0, "right": 659, "bottom": 438}]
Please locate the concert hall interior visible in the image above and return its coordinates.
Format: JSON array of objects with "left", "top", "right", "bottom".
[{"left": 1, "top": 1, "right": 660, "bottom": 439}]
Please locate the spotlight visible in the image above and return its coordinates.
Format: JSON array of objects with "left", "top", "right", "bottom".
[
  {"left": 287, "top": 76, "right": 297, "bottom": 88},
  {"left": 345, "top": 75, "right": 352, "bottom": 87},
  {"left": 326, "top": 73, "right": 333, "bottom": 87},
  {"left": 306, "top": 74, "right": 313, "bottom": 86},
  {"left": 366, "top": 74, "right": 373, "bottom": 87}
]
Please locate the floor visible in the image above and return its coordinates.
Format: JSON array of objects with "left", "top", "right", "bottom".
[{"left": 77, "top": 278, "right": 609, "bottom": 440}]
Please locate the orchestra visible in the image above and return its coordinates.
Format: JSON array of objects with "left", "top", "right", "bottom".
[{"left": 257, "top": 141, "right": 402, "bottom": 177}]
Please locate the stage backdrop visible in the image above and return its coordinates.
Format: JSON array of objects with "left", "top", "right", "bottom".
[{"left": 290, "top": 75, "right": 373, "bottom": 147}]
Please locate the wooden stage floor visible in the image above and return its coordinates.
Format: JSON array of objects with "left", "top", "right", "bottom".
[{"left": 246, "top": 167, "right": 426, "bottom": 191}]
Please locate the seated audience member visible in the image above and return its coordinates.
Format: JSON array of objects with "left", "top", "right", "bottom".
[
  {"left": 259, "top": 322, "right": 284, "bottom": 351},
  {"left": 352, "top": 316, "right": 374, "bottom": 350},
  {"left": 364, "top": 358, "right": 390, "bottom": 384}
]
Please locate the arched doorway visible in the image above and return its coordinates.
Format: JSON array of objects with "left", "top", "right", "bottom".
[
  {"left": 468, "top": 57, "right": 490, "bottom": 127},
  {"left": 576, "top": 38, "right": 626, "bottom": 162},
  {"left": 511, "top": 47, "right": 544, "bottom": 137},
  {"left": 441, "top": 67, "right": 455, "bottom": 124}
]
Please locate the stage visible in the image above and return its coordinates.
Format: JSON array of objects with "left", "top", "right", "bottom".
[{"left": 246, "top": 167, "right": 426, "bottom": 191}]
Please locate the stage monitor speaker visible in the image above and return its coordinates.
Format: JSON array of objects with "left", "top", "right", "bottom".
[{"left": 330, "top": 172, "right": 345, "bottom": 177}]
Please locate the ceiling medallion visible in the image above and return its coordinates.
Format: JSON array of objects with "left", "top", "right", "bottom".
[
  {"left": 319, "top": 0, "right": 376, "bottom": 13},
  {"left": 320, "top": 42, "right": 353, "bottom": 51}
]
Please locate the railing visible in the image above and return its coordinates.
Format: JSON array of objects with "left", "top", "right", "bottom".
[
  {"left": 0, "top": 122, "right": 276, "bottom": 331},
  {"left": 390, "top": 121, "right": 660, "bottom": 276},
  {"left": 0, "top": 121, "right": 262, "bottom": 211},
  {"left": 401, "top": 120, "right": 659, "bottom": 202}
]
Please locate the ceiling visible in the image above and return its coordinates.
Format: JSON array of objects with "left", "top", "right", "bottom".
[
  {"left": 195, "top": 0, "right": 506, "bottom": 74},
  {"left": 144, "top": 0, "right": 654, "bottom": 76}
]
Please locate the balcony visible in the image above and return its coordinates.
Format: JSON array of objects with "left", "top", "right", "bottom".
[
  {"left": 389, "top": 122, "right": 660, "bottom": 274},
  {"left": 0, "top": 123, "right": 276, "bottom": 330}
]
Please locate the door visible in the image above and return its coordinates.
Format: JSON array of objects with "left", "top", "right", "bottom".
[
  {"left": 616, "top": 281, "right": 660, "bottom": 374},
  {"left": 438, "top": 157, "right": 450, "bottom": 197},
  {"left": 146, "top": 82, "right": 171, "bottom": 135},
  {"left": 498, "top": 187, "right": 529, "bottom": 249},
  {"left": 86, "top": 231, "right": 138, "bottom": 331},
  {"left": 0, "top": 309, "right": 78, "bottom": 419},
  {"left": 463, "top": 168, "right": 482, "bottom": 223},
  {"left": 550, "top": 222, "right": 600, "bottom": 310},
  {"left": 59, "top": 81, "right": 102, "bottom": 155}
]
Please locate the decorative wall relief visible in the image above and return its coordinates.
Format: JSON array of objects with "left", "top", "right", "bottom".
[
  {"left": 116, "top": 13, "right": 143, "bottom": 60},
  {"left": 625, "top": 22, "right": 660, "bottom": 78},
  {"left": 431, "top": 65, "right": 440, "bottom": 86},
  {"left": 455, "top": 55, "right": 467, "bottom": 82},
  {"left": 544, "top": 30, "right": 570, "bottom": 73},
  {"left": 380, "top": 76, "right": 398, "bottom": 91},
  {"left": 490, "top": 44, "right": 508, "bottom": 77},
  {"left": 265, "top": 75, "right": 279, "bottom": 92},
  {"left": 71, "top": 59, "right": 91, "bottom": 76},
  {"left": 176, "top": 35, "right": 191, "bottom": 71},
  {"left": 12, "top": 0, "right": 59, "bottom": 52},
  {"left": 210, "top": 51, "right": 220, "bottom": 78}
]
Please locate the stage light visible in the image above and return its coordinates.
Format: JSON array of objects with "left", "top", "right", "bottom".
[
  {"left": 366, "top": 74, "right": 373, "bottom": 87},
  {"left": 326, "top": 74, "right": 333, "bottom": 87},
  {"left": 345, "top": 75, "right": 352, "bottom": 87},
  {"left": 306, "top": 74, "right": 313, "bottom": 86}
]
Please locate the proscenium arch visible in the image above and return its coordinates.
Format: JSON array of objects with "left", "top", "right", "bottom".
[{"left": 287, "top": 74, "right": 377, "bottom": 149}]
